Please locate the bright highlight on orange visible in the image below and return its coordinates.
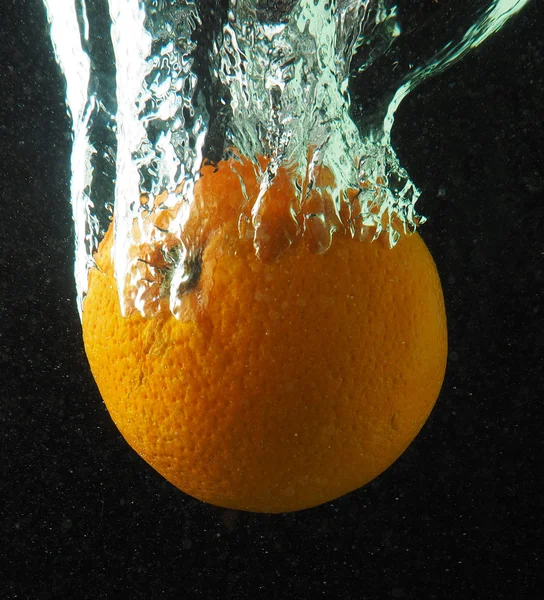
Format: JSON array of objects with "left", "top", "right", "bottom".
[{"left": 82, "top": 159, "right": 447, "bottom": 513}]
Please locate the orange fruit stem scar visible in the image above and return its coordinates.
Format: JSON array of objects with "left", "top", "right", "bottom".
[{"left": 82, "top": 157, "right": 447, "bottom": 513}]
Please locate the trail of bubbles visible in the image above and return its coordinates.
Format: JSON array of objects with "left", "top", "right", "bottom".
[
  {"left": 43, "top": 0, "right": 532, "bottom": 319},
  {"left": 383, "top": 0, "right": 532, "bottom": 144},
  {"left": 43, "top": 0, "right": 93, "bottom": 316}
]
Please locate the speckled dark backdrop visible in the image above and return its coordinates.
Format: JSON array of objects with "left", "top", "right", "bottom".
[{"left": 1, "top": 1, "right": 542, "bottom": 598}]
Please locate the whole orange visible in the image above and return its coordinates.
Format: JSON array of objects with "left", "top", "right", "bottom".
[{"left": 82, "top": 159, "right": 447, "bottom": 513}]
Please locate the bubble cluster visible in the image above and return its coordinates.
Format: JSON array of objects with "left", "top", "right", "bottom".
[{"left": 44, "top": 0, "right": 531, "bottom": 318}]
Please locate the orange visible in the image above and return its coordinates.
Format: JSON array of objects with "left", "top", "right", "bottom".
[{"left": 82, "top": 158, "right": 447, "bottom": 513}]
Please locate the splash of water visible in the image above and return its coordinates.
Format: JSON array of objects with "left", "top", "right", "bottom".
[{"left": 43, "top": 0, "right": 531, "bottom": 319}]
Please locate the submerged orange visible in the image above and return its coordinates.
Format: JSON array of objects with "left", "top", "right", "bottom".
[{"left": 82, "top": 159, "right": 447, "bottom": 513}]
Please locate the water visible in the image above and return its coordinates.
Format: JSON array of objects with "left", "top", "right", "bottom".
[{"left": 43, "top": 0, "right": 531, "bottom": 319}]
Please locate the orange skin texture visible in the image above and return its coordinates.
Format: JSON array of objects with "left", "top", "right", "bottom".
[{"left": 82, "top": 160, "right": 447, "bottom": 513}]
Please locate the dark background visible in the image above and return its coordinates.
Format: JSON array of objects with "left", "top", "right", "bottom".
[{"left": 1, "top": 1, "right": 542, "bottom": 598}]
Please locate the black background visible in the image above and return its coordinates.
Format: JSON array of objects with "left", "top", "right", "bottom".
[{"left": 1, "top": 1, "right": 543, "bottom": 598}]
